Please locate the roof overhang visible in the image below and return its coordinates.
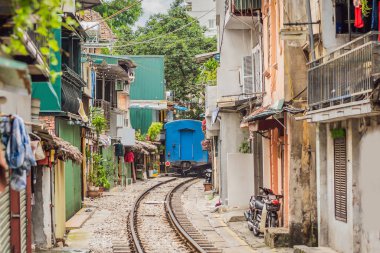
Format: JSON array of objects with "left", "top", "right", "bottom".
[
  {"left": 78, "top": 0, "right": 102, "bottom": 10},
  {"left": 0, "top": 56, "right": 32, "bottom": 93},
  {"left": 95, "top": 60, "right": 131, "bottom": 80},
  {"left": 195, "top": 51, "right": 219, "bottom": 63}
]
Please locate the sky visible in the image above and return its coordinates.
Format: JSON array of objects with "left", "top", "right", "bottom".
[{"left": 134, "top": 0, "right": 174, "bottom": 28}]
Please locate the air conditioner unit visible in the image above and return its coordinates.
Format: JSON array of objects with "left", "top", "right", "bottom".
[{"left": 128, "top": 72, "right": 135, "bottom": 83}]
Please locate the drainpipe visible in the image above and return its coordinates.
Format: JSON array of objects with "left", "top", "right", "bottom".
[{"left": 305, "top": 0, "right": 316, "bottom": 61}]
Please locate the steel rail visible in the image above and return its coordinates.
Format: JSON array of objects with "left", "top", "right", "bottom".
[
  {"left": 130, "top": 177, "right": 177, "bottom": 253},
  {"left": 165, "top": 178, "right": 207, "bottom": 253}
]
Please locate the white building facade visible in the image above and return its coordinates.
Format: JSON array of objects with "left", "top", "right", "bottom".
[{"left": 186, "top": 0, "right": 217, "bottom": 37}]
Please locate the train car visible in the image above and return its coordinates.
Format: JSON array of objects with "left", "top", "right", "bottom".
[{"left": 165, "top": 120, "right": 209, "bottom": 175}]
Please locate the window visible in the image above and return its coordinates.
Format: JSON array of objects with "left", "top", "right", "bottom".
[
  {"left": 335, "top": 0, "right": 372, "bottom": 34},
  {"left": 334, "top": 133, "right": 347, "bottom": 222},
  {"left": 208, "top": 19, "right": 216, "bottom": 29}
]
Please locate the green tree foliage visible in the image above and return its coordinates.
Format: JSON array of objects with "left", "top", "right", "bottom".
[
  {"left": 198, "top": 58, "right": 218, "bottom": 86},
  {"left": 94, "top": 0, "right": 142, "bottom": 39},
  {"left": 113, "top": 2, "right": 216, "bottom": 112},
  {"left": 147, "top": 122, "right": 163, "bottom": 141}
]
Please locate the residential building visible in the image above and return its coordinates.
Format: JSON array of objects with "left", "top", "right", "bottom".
[
  {"left": 83, "top": 54, "right": 136, "bottom": 143},
  {"left": 81, "top": 9, "right": 117, "bottom": 54},
  {"left": 0, "top": 1, "right": 52, "bottom": 252},
  {"left": 186, "top": 0, "right": 217, "bottom": 37},
  {"left": 30, "top": 0, "right": 102, "bottom": 247},
  {"left": 128, "top": 56, "right": 166, "bottom": 134},
  {"left": 301, "top": 2, "right": 380, "bottom": 252},
  {"left": 208, "top": 0, "right": 318, "bottom": 247}
]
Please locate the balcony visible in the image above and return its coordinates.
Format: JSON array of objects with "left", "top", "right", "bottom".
[
  {"left": 94, "top": 99, "right": 111, "bottom": 129},
  {"left": 306, "top": 32, "right": 380, "bottom": 122},
  {"left": 225, "top": 0, "right": 261, "bottom": 29},
  {"left": 232, "top": 0, "right": 261, "bottom": 16},
  {"left": 61, "top": 65, "right": 86, "bottom": 114}
]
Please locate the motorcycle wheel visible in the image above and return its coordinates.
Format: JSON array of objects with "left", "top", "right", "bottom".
[
  {"left": 270, "top": 217, "right": 277, "bottom": 227},
  {"left": 253, "top": 226, "right": 260, "bottom": 236}
]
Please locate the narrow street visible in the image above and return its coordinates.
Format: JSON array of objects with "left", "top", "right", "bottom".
[
  {"left": 1, "top": 0, "right": 380, "bottom": 253},
  {"left": 49, "top": 177, "right": 293, "bottom": 253}
]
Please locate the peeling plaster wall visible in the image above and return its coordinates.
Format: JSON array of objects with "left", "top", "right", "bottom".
[
  {"left": 358, "top": 120, "right": 380, "bottom": 253},
  {"left": 32, "top": 167, "right": 52, "bottom": 249}
]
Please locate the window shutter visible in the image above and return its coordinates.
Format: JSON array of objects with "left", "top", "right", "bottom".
[
  {"left": 334, "top": 135, "right": 347, "bottom": 222},
  {"left": 252, "top": 45, "right": 263, "bottom": 93},
  {"left": 243, "top": 55, "right": 253, "bottom": 94}
]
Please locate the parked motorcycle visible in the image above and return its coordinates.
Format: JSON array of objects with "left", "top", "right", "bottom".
[{"left": 244, "top": 187, "right": 283, "bottom": 236}]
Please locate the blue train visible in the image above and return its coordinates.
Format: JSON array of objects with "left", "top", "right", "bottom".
[{"left": 165, "top": 120, "right": 210, "bottom": 175}]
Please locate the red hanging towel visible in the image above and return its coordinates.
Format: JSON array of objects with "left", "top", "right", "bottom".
[{"left": 355, "top": 6, "right": 365, "bottom": 28}]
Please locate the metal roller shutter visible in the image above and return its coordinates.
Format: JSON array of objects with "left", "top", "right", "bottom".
[
  {"left": 0, "top": 187, "right": 11, "bottom": 253},
  {"left": 20, "top": 189, "right": 27, "bottom": 253},
  {"left": 334, "top": 136, "right": 347, "bottom": 222}
]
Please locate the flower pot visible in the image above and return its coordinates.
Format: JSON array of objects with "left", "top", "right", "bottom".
[
  {"left": 87, "top": 190, "right": 99, "bottom": 198},
  {"left": 203, "top": 183, "right": 212, "bottom": 192}
]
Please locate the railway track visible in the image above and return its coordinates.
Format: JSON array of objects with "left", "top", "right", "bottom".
[{"left": 113, "top": 177, "right": 221, "bottom": 253}]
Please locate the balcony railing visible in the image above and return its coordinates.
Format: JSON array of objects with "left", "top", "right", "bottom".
[
  {"left": 94, "top": 99, "right": 111, "bottom": 129},
  {"left": 231, "top": 0, "right": 261, "bottom": 16},
  {"left": 308, "top": 32, "right": 380, "bottom": 110}
]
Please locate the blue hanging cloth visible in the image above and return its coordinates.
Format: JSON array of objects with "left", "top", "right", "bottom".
[{"left": 371, "top": 0, "right": 379, "bottom": 30}]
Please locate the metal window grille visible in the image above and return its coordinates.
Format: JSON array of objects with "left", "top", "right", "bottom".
[{"left": 334, "top": 135, "right": 347, "bottom": 222}]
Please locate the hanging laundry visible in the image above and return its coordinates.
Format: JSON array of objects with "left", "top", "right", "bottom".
[
  {"left": 371, "top": 0, "right": 378, "bottom": 30},
  {"left": 355, "top": 6, "right": 365, "bottom": 28},
  {"left": 124, "top": 151, "right": 135, "bottom": 163},
  {"left": 0, "top": 115, "right": 36, "bottom": 191}
]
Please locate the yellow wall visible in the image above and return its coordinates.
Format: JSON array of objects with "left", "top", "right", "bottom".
[{"left": 54, "top": 160, "right": 66, "bottom": 239}]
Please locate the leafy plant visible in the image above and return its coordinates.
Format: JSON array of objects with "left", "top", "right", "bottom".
[
  {"left": 147, "top": 122, "right": 163, "bottom": 141},
  {"left": 90, "top": 107, "right": 107, "bottom": 138},
  {"left": 2, "top": 0, "right": 80, "bottom": 81},
  {"left": 90, "top": 153, "right": 111, "bottom": 189},
  {"left": 198, "top": 58, "right": 218, "bottom": 86},
  {"left": 239, "top": 140, "right": 251, "bottom": 154},
  {"left": 331, "top": 128, "right": 346, "bottom": 139},
  {"left": 135, "top": 129, "right": 147, "bottom": 141},
  {"left": 361, "top": 0, "right": 371, "bottom": 17}
]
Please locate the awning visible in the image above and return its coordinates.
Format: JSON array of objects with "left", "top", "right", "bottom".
[
  {"left": 129, "top": 100, "right": 167, "bottom": 110},
  {"left": 174, "top": 105, "right": 189, "bottom": 111},
  {"left": 243, "top": 99, "right": 304, "bottom": 123},
  {"left": 211, "top": 108, "right": 220, "bottom": 124},
  {"left": 32, "top": 126, "right": 83, "bottom": 163},
  {"left": 94, "top": 59, "right": 131, "bottom": 81},
  {"left": 195, "top": 51, "right": 219, "bottom": 63}
]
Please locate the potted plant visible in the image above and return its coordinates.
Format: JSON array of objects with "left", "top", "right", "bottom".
[{"left": 88, "top": 107, "right": 108, "bottom": 198}]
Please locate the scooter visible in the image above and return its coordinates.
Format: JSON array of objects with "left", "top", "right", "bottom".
[{"left": 244, "top": 187, "right": 283, "bottom": 236}]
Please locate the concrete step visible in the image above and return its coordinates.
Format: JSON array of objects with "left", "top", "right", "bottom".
[
  {"left": 65, "top": 208, "right": 95, "bottom": 230},
  {"left": 294, "top": 245, "right": 339, "bottom": 253}
]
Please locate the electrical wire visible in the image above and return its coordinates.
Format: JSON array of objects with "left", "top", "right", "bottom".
[
  {"left": 110, "top": 7, "right": 216, "bottom": 49},
  {"left": 84, "top": 0, "right": 143, "bottom": 32}
]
